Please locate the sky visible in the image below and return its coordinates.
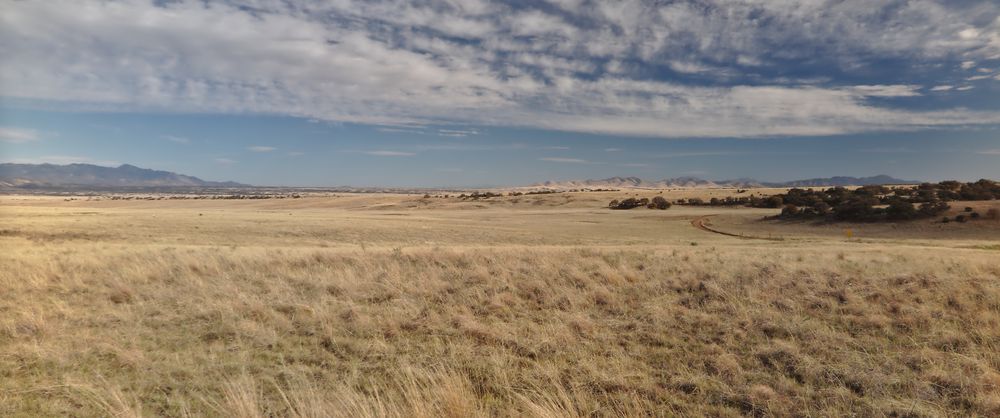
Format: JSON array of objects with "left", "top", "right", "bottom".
[{"left": 1, "top": 0, "right": 999, "bottom": 187}]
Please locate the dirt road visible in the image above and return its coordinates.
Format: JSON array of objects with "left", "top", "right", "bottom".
[{"left": 690, "top": 215, "right": 783, "bottom": 241}]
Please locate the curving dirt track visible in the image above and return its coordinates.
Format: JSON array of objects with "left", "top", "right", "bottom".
[{"left": 690, "top": 215, "right": 784, "bottom": 241}]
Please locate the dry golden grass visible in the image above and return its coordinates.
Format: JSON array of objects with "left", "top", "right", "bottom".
[{"left": 2, "top": 193, "right": 999, "bottom": 416}]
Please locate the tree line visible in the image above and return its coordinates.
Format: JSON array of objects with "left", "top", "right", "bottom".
[{"left": 607, "top": 179, "right": 999, "bottom": 222}]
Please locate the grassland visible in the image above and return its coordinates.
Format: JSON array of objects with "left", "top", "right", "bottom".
[{"left": 2, "top": 192, "right": 999, "bottom": 417}]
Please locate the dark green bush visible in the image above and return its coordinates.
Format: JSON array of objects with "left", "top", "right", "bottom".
[{"left": 650, "top": 196, "right": 671, "bottom": 210}]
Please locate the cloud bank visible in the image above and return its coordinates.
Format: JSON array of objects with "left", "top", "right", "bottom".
[{"left": 2, "top": 0, "right": 1000, "bottom": 138}]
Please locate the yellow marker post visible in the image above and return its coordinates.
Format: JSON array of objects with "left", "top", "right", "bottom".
[{"left": 844, "top": 229, "right": 853, "bottom": 239}]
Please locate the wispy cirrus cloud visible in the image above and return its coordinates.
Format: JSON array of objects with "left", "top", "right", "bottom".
[
  {"left": 539, "top": 157, "right": 591, "bottom": 164},
  {"left": 860, "top": 147, "right": 916, "bottom": 153},
  {"left": 248, "top": 146, "right": 276, "bottom": 152},
  {"left": 2, "top": 1, "right": 1000, "bottom": 139},
  {"left": 652, "top": 151, "right": 748, "bottom": 158},
  {"left": 977, "top": 149, "right": 1000, "bottom": 155},
  {"left": 0, "top": 127, "right": 41, "bottom": 143},
  {"left": 437, "top": 129, "right": 479, "bottom": 137},
  {"left": 363, "top": 150, "right": 415, "bottom": 156}
]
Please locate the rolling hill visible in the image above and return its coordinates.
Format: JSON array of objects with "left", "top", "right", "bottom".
[{"left": 0, "top": 163, "right": 247, "bottom": 188}]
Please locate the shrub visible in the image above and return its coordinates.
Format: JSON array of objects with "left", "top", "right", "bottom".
[
  {"left": 812, "top": 202, "right": 831, "bottom": 215},
  {"left": 955, "top": 215, "right": 967, "bottom": 223},
  {"left": 834, "top": 196, "right": 879, "bottom": 221},
  {"left": 918, "top": 201, "right": 950, "bottom": 217},
  {"left": 964, "top": 207, "right": 973, "bottom": 212},
  {"left": 970, "top": 212, "right": 980, "bottom": 219},
  {"left": 885, "top": 198, "right": 917, "bottom": 220},
  {"left": 942, "top": 217, "right": 950, "bottom": 223},
  {"left": 780, "top": 205, "right": 800, "bottom": 217},
  {"left": 650, "top": 196, "right": 671, "bottom": 210},
  {"left": 610, "top": 198, "right": 643, "bottom": 210}
]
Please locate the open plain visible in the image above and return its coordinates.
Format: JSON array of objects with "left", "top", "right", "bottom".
[{"left": 2, "top": 191, "right": 1000, "bottom": 417}]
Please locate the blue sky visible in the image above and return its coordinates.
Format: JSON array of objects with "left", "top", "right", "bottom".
[{"left": 1, "top": 0, "right": 999, "bottom": 187}]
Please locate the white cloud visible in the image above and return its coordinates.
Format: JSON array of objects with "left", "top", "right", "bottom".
[
  {"left": 978, "top": 149, "right": 1000, "bottom": 155},
  {"left": 861, "top": 147, "right": 915, "bottom": 153},
  {"left": 214, "top": 158, "right": 237, "bottom": 165},
  {"left": 363, "top": 150, "right": 415, "bottom": 156},
  {"left": 5, "top": 155, "right": 119, "bottom": 166},
  {"left": 956, "top": 85, "right": 975, "bottom": 91},
  {"left": 378, "top": 127, "right": 426, "bottom": 135},
  {"left": 539, "top": 157, "right": 589, "bottom": 163},
  {"left": 653, "top": 151, "right": 745, "bottom": 158},
  {"left": 848, "top": 85, "right": 922, "bottom": 97},
  {"left": 0, "top": 127, "right": 41, "bottom": 143},
  {"left": 248, "top": 146, "right": 276, "bottom": 152},
  {"left": 958, "top": 28, "right": 980, "bottom": 40},
  {"left": 929, "top": 85, "right": 953, "bottom": 91},
  {"left": 1, "top": 1, "right": 999, "bottom": 139},
  {"left": 605, "top": 148, "right": 622, "bottom": 152},
  {"left": 437, "top": 129, "right": 479, "bottom": 137}
]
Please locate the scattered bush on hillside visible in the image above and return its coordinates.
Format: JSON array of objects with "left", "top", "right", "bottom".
[
  {"left": 610, "top": 196, "right": 669, "bottom": 210},
  {"left": 460, "top": 192, "right": 502, "bottom": 200},
  {"left": 760, "top": 180, "right": 990, "bottom": 222},
  {"left": 610, "top": 179, "right": 993, "bottom": 220},
  {"left": 610, "top": 198, "right": 643, "bottom": 210}
]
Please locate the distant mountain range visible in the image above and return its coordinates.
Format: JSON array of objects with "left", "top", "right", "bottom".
[
  {"left": 0, "top": 162, "right": 920, "bottom": 190},
  {"left": 0, "top": 163, "right": 247, "bottom": 188},
  {"left": 532, "top": 175, "right": 919, "bottom": 190}
]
